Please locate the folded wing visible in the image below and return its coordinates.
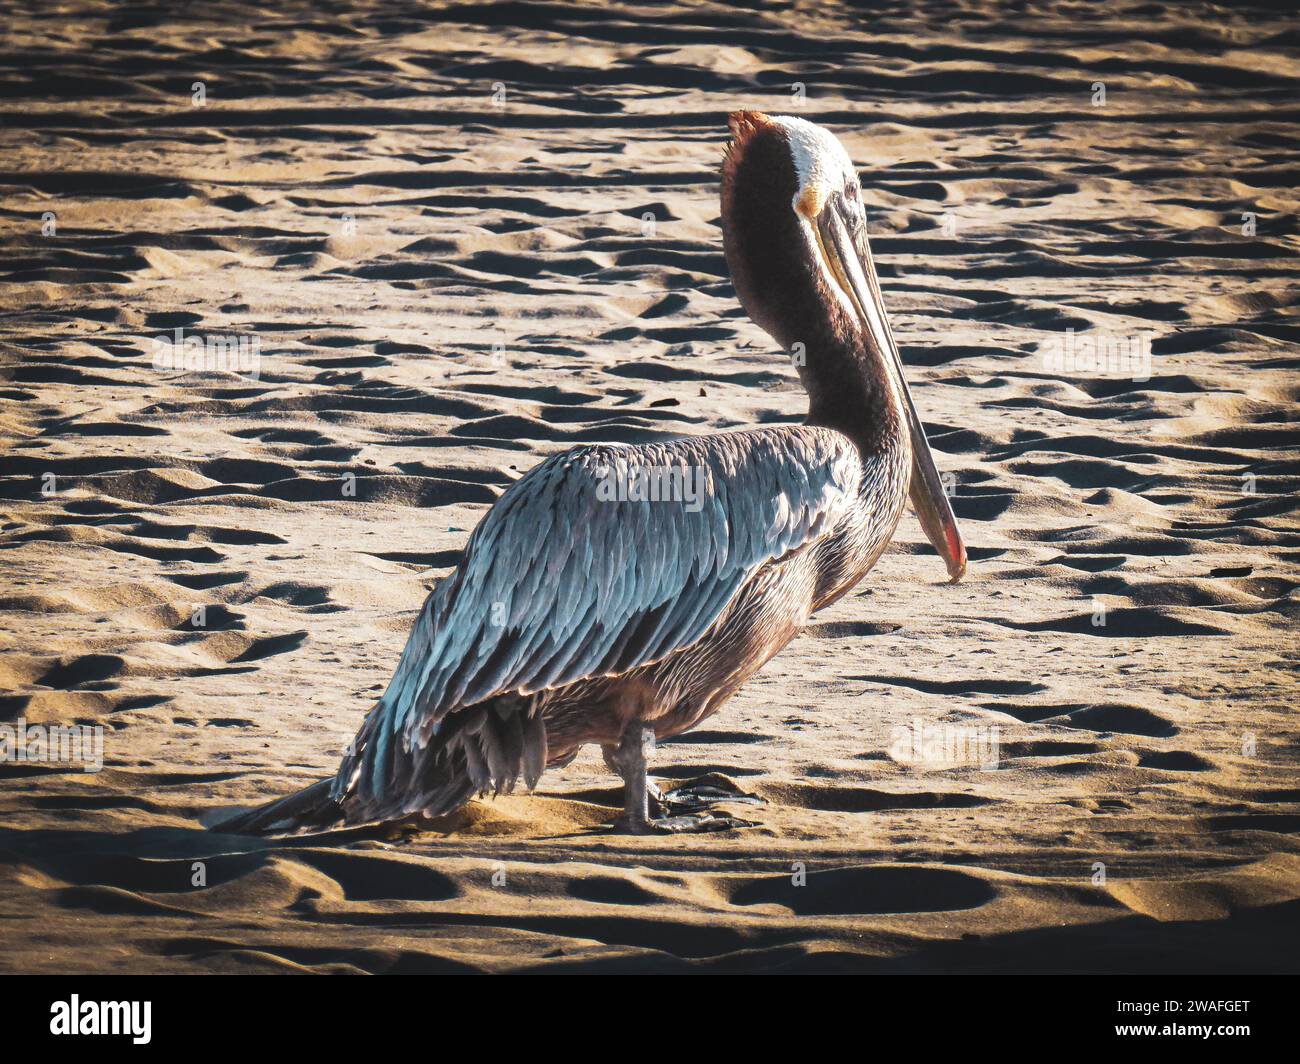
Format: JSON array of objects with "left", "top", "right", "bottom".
[{"left": 336, "top": 427, "right": 861, "bottom": 808}]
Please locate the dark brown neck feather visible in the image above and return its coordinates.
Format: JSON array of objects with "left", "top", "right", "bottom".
[{"left": 721, "top": 114, "right": 901, "bottom": 457}]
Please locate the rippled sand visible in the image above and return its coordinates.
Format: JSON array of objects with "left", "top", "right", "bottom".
[{"left": 1, "top": 0, "right": 1298, "bottom": 972}]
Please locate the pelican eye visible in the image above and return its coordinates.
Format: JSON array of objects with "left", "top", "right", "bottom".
[{"left": 836, "top": 188, "right": 865, "bottom": 236}]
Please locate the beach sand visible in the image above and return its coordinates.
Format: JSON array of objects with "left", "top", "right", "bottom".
[{"left": 0, "top": 0, "right": 1297, "bottom": 972}]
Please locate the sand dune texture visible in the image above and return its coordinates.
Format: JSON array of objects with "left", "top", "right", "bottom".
[{"left": 1, "top": 0, "right": 1298, "bottom": 973}]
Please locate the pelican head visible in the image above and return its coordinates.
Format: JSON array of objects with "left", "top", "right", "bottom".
[{"left": 721, "top": 111, "right": 966, "bottom": 582}]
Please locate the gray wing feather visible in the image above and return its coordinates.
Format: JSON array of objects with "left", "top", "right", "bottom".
[{"left": 336, "top": 427, "right": 861, "bottom": 805}]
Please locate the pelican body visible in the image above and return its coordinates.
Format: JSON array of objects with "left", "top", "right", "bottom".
[{"left": 224, "top": 112, "right": 966, "bottom": 836}]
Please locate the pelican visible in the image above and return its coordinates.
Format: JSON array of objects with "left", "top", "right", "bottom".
[{"left": 223, "top": 112, "right": 966, "bottom": 837}]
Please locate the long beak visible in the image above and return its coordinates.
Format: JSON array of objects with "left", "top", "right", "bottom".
[{"left": 812, "top": 195, "right": 967, "bottom": 582}]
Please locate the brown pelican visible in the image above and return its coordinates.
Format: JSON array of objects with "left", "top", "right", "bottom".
[{"left": 223, "top": 112, "right": 966, "bottom": 837}]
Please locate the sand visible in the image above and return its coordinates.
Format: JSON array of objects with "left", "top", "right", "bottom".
[{"left": 0, "top": 0, "right": 1298, "bottom": 973}]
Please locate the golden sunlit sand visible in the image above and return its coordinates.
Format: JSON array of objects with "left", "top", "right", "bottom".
[{"left": 0, "top": 0, "right": 1297, "bottom": 973}]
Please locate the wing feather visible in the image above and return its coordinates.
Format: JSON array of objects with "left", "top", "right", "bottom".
[{"left": 337, "top": 427, "right": 861, "bottom": 806}]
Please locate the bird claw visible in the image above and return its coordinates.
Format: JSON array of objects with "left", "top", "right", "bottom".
[
  {"left": 612, "top": 775, "right": 762, "bottom": 833},
  {"left": 610, "top": 813, "right": 666, "bottom": 835},
  {"left": 660, "top": 774, "right": 765, "bottom": 813},
  {"left": 610, "top": 812, "right": 755, "bottom": 835},
  {"left": 653, "top": 813, "right": 756, "bottom": 833}
]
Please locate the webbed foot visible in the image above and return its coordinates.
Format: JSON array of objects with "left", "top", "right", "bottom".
[
  {"left": 661, "top": 772, "right": 764, "bottom": 814},
  {"left": 606, "top": 728, "right": 761, "bottom": 835},
  {"left": 610, "top": 810, "right": 754, "bottom": 834}
]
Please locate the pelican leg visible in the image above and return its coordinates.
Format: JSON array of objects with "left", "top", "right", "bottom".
[
  {"left": 602, "top": 738, "right": 665, "bottom": 816},
  {"left": 607, "top": 724, "right": 657, "bottom": 834},
  {"left": 606, "top": 725, "right": 756, "bottom": 834}
]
